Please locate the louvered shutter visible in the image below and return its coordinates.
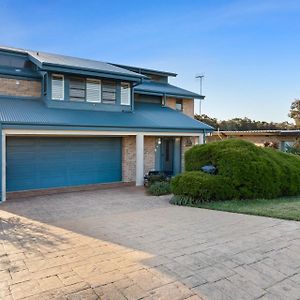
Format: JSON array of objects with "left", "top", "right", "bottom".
[
  {"left": 86, "top": 79, "right": 101, "bottom": 103},
  {"left": 51, "top": 74, "right": 64, "bottom": 100},
  {"left": 121, "top": 82, "right": 131, "bottom": 105},
  {"left": 102, "top": 81, "right": 116, "bottom": 104}
]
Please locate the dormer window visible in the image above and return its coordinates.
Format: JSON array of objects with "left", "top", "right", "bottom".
[
  {"left": 86, "top": 79, "right": 101, "bottom": 103},
  {"left": 51, "top": 74, "right": 64, "bottom": 100},
  {"left": 102, "top": 81, "right": 116, "bottom": 104},
  {"left": 50, "top": 75, "right": 131, "bottom": 107},
  {"left": 69, "top": 77, "right": 85, "bottom": 101},
  {"left": 121, "top": 82, "right": 131, "bottom": 105}
]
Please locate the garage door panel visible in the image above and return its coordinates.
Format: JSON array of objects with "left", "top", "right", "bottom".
[{"left": 7, "top": 137, "right": 122, "bottom": 192}]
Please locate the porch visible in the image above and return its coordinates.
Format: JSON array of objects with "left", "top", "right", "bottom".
[{"left": 1, "top": 129, "right": 204, "bottom": 201}]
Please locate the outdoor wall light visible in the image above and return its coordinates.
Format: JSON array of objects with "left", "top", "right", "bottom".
[{"left": 184, "top": 137, "right": 193, "bottom": 147}]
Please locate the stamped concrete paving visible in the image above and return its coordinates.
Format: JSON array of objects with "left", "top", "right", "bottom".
[{"left": 0, "top": 187, "right": 300, "bottom": 300}]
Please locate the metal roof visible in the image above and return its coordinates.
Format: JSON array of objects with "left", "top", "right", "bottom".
[
  {"left": 28, "top": 51, "right": 146, "bottom": 79},
  {"left": 112, "top": 63, "right": 177, "bottom": 77},
  {"left": 0, "top": 97, "right": 213, "bottom": 132},
  {"left": 211, "top": 130, "right": 300, "bottom": 136},
  {"left": 134, "top": 81, "right": 204, "bottom": 99},
  {"left": 0, "top": 45, "right": 146, "bottom": 80}
]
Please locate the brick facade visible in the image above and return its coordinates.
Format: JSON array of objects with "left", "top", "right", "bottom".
[
  {"left": 166, "top": 97, "right": 194, "bottom": 117},
  {"left": 144, "top": 136, "right": 156, "bottom": 174},
  {"left": 0, "top": 76, "right": 41, "bottom": 98},
  {"left": 182, "top": 99, "right": 194, "bottom": 117},
  {"left": 181, "top": 136, "right": 197, "bottom": 171},
  {"left": 122, "top": 136, "right": 136, "bottom": 182},
  {"left": 122, "top": 136, "right": 156, "bottom": 182}
]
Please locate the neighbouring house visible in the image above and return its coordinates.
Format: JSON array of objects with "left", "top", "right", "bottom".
[
  {"left": 0, "top": 46, "right": 213, "bottom": 201},
  {"left": 207, "top": 130, "right": 300, "bottom": 151}
]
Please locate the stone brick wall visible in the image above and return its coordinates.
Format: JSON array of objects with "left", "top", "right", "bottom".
[
  {"left": 166, "top": 98, "right": 176, "bottom": 109},
  {"left": 144, "top": 136, "right": 156, "bottom": 174},
  {"left": 182, "top": 99, "right": 194, "bottom": 117},
  {"left": 166, "top": 97, "right": 194, "bottom": 117},
  {"left": 122, "top": 136, "right": 136, "bottom": 182},
  {"left": 122, "top": 136, "right": 156, "bottom": 182},
  {"left": 181, "top": 136, "right": 197, "bottom": 171},
  {"left": 0, "top": 76, "right": 41, "bottom": 98}
]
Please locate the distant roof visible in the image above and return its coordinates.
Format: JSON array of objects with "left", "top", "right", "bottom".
[
  {"left": 211, "top": 130, "right": 300, "bottom": 136},
  {"left": 0, "top": 97, "right": 213, "bottom": 132},
  {"left": 112, "top": 63, "right": 177, "bottom": 77},
  {"left": 0, "top": 45, "right": 146, "bottom": 81},
  {"left": 135, "top": 81, "right": 204, "bottom": 99}
]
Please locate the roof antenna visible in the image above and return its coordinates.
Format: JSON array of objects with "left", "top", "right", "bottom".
[{"left": 195, "top": 74, "right": 205, "bottom": 115}]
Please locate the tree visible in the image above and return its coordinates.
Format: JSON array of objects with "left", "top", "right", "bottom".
[
  {"left": 195, "top": 115, "right": 295, "bottom": 130},
  {"left": 194, "top": 114, "right": 218, "bottom": 128},
  {"left": 288, "top": 99, "right": 300, "bottom": 127}
]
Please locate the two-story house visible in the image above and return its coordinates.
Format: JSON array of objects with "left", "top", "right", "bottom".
[{"left": 0, "top": 46, "right": 213, "bottom": 201}]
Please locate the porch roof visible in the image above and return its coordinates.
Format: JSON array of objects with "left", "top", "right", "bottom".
[
  {"left": 0, "top": 97, "right": 213, "bottom": 132},
  {"left": 134, "top": 81, "right": 204, "bottom": 99}
]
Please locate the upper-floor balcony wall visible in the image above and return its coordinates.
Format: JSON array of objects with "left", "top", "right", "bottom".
[{"left": 43, "top": 72, "right": 133, "bottom": 112}]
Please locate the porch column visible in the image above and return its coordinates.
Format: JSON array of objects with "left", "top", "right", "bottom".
[
  {"left": 1, "top": 131, "right": 6, "bottom": 202},
  {"left": 198, "top": 133, "right": 204, "bottom": 145},
  {"left": 136, "top": 133, "right": 144, "bottom": 186}
]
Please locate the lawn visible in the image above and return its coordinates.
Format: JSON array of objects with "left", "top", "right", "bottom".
[{"left": 194, "top": 197, "right": 300, "bottom": 221}]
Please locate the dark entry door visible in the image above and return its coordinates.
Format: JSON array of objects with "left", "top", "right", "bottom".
[{"left": 161, "top": 138, "right": 174, "bottom": 173}]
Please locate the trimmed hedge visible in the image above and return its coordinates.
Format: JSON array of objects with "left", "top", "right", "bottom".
[{"left": 171, "top": 139, "right": 300, "bottom": 202}]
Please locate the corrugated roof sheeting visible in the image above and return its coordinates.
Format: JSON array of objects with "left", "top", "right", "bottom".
[
  {"left": 135, "top": 81, "right": 202, "bottom": 99},
  {"left": 0, "top": 45, "right": 145, "bottom": 79},
  {"left": 0, "top": 98, "right": 213, "bottom": 131},
  {"left": 28, "top": 51, "right": 146, "bottom": 78}
]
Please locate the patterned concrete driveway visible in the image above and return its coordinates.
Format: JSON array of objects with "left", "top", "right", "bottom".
[{"left": 0, "top": 187, "right": 300, "bottom": 300}]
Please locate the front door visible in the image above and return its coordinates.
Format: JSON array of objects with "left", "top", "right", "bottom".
[{"left": 161, "top": 138, "right": 174, "bottom": 174}]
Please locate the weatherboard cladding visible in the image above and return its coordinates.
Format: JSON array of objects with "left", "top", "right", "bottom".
[{"left": 0, "top": 97, "right": 212, "bottom": 132}]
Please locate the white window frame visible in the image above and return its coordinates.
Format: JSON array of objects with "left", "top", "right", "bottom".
[
  {"left": 86, "top": 79, "right": 102, "bottom": 103},
  {"left": 51, "top": 74, "right": 64, "bottom": 100},
  {"left": 120, "top": 82, "right": 131, "bottom": 106}
]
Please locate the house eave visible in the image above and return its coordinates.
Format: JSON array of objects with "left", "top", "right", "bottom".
[{"left": 1, "top": 122, "right": 210, "bottom": 134}]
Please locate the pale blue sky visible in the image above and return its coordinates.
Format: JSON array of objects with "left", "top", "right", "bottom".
[{"left": 1, "top": 0, "right": 300, "bottom": 122}]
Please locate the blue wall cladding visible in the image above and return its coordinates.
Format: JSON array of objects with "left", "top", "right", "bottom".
[{"left": 6, "top": 136, "right": 122, "bottom": 192}]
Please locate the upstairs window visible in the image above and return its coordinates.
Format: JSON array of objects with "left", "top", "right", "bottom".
[
  {"left": 176, "top": 99, "right": 183, "bottom": 111},
  {"left": 102, "top": 81, "right": 116, "bottom": 104},
  {"left": 86, "top": 79, "right": 101, "bottom": 103},
  {"left": 51, "top": 74, "right": 64, "bottom": 100},
  {"left": 120, "top": 82, "right": 131, "bottom": 105},
  {"left": 69, "top": 77, "right": 85, "bottom": 101}
]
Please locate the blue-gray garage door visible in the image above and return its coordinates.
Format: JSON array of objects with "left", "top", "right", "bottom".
[{"left": 7, "top": 137, "right": 122, "bottom": 192}]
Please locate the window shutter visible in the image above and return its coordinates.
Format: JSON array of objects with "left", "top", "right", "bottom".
[
  {"left": 51, "top": 74, "right": 64, "bottom": 100},
  {"left": 86, "top": 79, "right": 101, "bottom": 103},
  {"left": 69, "top": 77, "right": 86, "bottom": 101},
  {"left": 121, "top": 82, "right": 131, "bottom": 105},
  {"left": 102, "top": 81, "right": 116, "bottom": 104}
]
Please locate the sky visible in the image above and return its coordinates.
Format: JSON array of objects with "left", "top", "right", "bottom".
[{"left": 0, "top": 0, "right": 300, "bottom": 122}]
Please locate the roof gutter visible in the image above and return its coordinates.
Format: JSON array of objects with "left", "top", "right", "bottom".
[{"left": 134, "top": 89, "right": 204, "bottom": 100}]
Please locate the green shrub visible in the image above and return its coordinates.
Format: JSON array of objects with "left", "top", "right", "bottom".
[
  {"left": 148, "top": 174, "right": 168, "bottom": 186},
  {"left": 171, "top": 171, "right": 235, "bottom": 202},
  {"left": 172, "top": 139, "right": 300, "bottom": 203},
  {"left": 148, "top": 181, "right": 171, "bottom": 196}
]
